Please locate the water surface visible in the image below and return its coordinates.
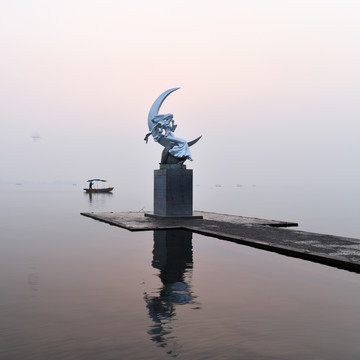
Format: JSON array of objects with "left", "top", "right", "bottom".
[{"left": 1, "top": 185, "right": 360, "bottom": 359}]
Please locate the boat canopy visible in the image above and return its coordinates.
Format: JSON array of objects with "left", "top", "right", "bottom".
[{"left": 87, "top": 179, "right": 107, "bottom": 182}]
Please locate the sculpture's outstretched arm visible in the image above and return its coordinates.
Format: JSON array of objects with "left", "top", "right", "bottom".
[{"left": 144, "top": 132, "right": 151, "bottom": 143}]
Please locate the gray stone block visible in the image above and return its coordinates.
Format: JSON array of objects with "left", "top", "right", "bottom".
[{"left": 153, "top": 164, "right": 194, "bottom": 217}]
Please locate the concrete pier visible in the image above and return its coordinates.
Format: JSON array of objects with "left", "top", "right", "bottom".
[{"left": 80, "top": 211, "right": 360, "bottom": 273}]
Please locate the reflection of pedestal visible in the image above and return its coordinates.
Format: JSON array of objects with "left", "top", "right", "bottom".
[
  {"left": 144, "top": 229, "right": 200, "bottom": 353},
  {"left": 152, "top": 230, "right": 193, "bottom": 279},
  {"left": 147, "top": 164, "right": 202, "bottom": 218}
]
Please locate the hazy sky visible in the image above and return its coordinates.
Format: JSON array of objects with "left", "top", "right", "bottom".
[{"left": 1, "top": 0, "right": 359, "bottom": 189}]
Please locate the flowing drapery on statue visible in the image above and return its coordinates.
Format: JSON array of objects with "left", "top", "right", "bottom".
[{"left": 144, "top": 88, "right": 201, "bottom": 164}]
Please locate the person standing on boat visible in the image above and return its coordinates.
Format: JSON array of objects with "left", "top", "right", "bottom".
[{"left": 89, "top": 181, "right": 93, "bottom": 189}]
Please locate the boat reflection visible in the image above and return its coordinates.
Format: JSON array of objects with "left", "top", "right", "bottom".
[
  {"left": 85, "top": 191, "right": 113, "bottom": 204},
  {"left": 144, "top": 230, "right": 201, "bottom": 356}
]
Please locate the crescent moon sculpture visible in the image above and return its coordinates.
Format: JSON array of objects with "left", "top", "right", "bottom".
[
  {"left": 145, "top": 88, "right": 201, "bottom": 164},
  {"left": 147, "top": 87, "right": 180, "bottom": 131}
]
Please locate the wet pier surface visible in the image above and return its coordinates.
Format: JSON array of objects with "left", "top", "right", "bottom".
[{"left": 81, "top": 211, "right": 360, "bottom": 273}]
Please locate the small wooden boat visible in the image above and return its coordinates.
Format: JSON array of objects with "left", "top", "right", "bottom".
[
  {"left": 84, "top": 187, "right": 114, "bottom": 193},
  {"left": 84, "top": 179, "right": 114, "bottom": 193}
]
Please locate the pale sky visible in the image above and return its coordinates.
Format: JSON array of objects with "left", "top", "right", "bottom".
[{"left": 1, "top": 0, "right": 359, "bottom": 190}]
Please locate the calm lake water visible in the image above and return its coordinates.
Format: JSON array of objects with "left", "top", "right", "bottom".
[{"left": 1, "top": 184, "right": 360, "bottom": 359}]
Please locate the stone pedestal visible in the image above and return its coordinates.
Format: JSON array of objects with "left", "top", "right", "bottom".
[{"left": 146, "top": 164, "right": 202, "bottom": 219}]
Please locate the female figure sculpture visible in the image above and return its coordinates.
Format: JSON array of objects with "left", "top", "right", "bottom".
[
  {"left": 145, "top": 88, "right": 201, "bottom": 165},
  {"left": 144, "top": 113, "right": 193, "bottom": 163}
]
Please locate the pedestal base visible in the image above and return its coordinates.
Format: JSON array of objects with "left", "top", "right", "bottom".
[{"left": 153, "top": 164, "right": 197, "bottom": 217}]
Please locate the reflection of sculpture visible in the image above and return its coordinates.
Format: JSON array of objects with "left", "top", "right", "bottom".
[
  {"left": 144, "top": 88, "right": 201, "bottom": 164},
  {"left": 144, "top": 230, "right": 201, "bottom": 356}
]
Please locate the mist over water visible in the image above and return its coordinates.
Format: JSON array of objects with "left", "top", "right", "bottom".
[
  {"left": 1, "top": 0, "right": 360, "bottom": 358},
  {"left": 195, "top": 184, "right": 360, "bottom": 239}
]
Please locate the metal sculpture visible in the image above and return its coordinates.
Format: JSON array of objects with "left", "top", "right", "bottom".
[{"left": 144, "top": 88, "right": 201, "bottom": 164}]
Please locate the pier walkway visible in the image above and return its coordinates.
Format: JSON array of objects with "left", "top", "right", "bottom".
[{"left": 81, "top": 211, "right": 360, "bottom": 273}]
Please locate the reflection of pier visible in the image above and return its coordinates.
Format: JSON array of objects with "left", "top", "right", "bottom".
[{"left": 144, "top": 230, "right": 200, "bottom": 356}]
